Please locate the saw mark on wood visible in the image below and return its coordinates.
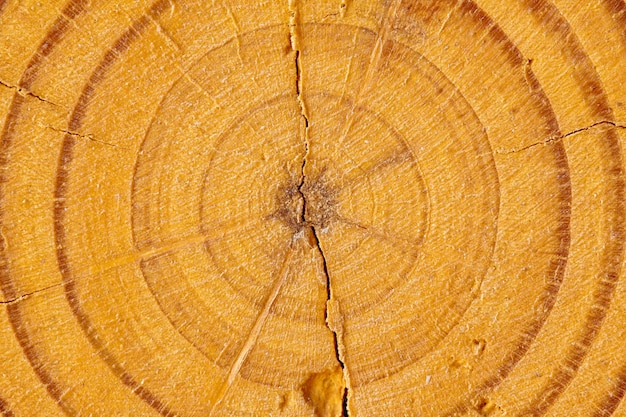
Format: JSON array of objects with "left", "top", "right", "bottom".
[
  {"left": 338, "top": 28, "right": 360, "bottom": 106},
  {"left": 436, "top": 0, "right": 460, "bottom": 37},
  {"left": 224, "top": 1, "right": 263, "bottom": 94},
  {"left": 177, "top": 70, "right": 222, "bottom": 109},
  {"left": 3, "top": 1, "right": 620, "bottom": 416},
  {"left": 147, "top": 14, "right": 183, "bottom": 51},
  {"left": 225, "top": 4, "right": 244, "bottom": 67},
  {"left": 335, "top": 215, "right": 421, "bottom": 256},
  {"left": 208, "top": 241, "right": 296, "bottom": 415},
  {"left": 337, "top": 0, "right": 402, "bottom": 149},
  {"left": 90, "top": 233, "right": 211, "bottom": 275}
]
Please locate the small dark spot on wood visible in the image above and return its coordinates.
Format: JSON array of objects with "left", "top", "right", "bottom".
[{"left": 472, "top": 338, "right": 487, "bottom": 356}]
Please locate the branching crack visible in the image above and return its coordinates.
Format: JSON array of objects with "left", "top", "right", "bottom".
[
  {"left": 0, "top": 79, "right": 61, "bottom": 107},
  {"left": 497, "top": 120, "right": 626, "bottom": 154},
  {"left": 0, "top": 283, "right": 63, "bottom": 305}
]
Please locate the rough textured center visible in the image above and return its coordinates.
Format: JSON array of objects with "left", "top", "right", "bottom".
[{"left": 275, "top": 174, "right": 336, "bottom": 232}]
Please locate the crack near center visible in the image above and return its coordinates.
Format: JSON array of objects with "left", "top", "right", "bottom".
[{"left": 290, "top": 4, "right": 349, "bottom": 414}]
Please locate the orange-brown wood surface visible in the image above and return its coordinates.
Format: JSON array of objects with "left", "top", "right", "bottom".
[{"left": 1, "top": 0, "right": 626, "bottom": 416}]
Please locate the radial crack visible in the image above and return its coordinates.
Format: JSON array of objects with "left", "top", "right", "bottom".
[
  {"left": 0, "top": 79, "right": 61, "bottom": 107},
  {"left": 0, "top": 283, "right": 63, "bottom": 305},
  {"left": 295, "top": 169, "right": 351, "bottom": 416},
  {"left": 310, "top": 225, "right": 350, "bottom": 417},
  {"left": 290, "top": 2, "right": 349, "bottom": 414},
  {"left": 43, "top": 125, "right": 120, "bottom": 148},
  {"left": 497, "top": 120, "right": 626, "bottom": 154}
]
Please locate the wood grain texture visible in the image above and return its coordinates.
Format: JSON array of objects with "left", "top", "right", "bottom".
[{"left": 0, "top": 0, "right": 625, "bottom": 416}]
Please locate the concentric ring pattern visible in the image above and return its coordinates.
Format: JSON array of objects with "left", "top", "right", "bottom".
[{"left": 0, "top": 0, "right": 625, "bottom": 416}]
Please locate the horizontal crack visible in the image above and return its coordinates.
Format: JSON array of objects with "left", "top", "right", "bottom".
[
  {"left": 0, "top": 283, "right": 63, "bottom": 305},
  {"left": 497, "top": 120, "right": 626, "bottom": 154},
  {"left": 0, "top": 79, "right": 61, "bottom": 107},
  {"left": 43, "top": 125, "right": 121, "bottom": 148}
]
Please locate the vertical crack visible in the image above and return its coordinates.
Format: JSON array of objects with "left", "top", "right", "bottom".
[
  {"left": 294, "top": 47, "right": 310, "bottom": 206},
  {"left": 309, "top": 226, "right": 350, "bottom": 417},
  {"left": 290, "top": 0, "right": 310, "bottom": 203},
  {"left": 290, "top": 1, "right": 349, "bottom": 415},
  {"left": 294, "top": 50, "right": 309, "bottom": 129}
]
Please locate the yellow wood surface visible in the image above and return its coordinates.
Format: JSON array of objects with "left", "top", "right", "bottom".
[{"left": 0, "top": 0, "right": 626, "bottom": 416}]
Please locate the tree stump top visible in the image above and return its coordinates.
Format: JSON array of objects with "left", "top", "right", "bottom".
[{"left": 0, "top": 0, "right": 625, "bottom": 416}]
